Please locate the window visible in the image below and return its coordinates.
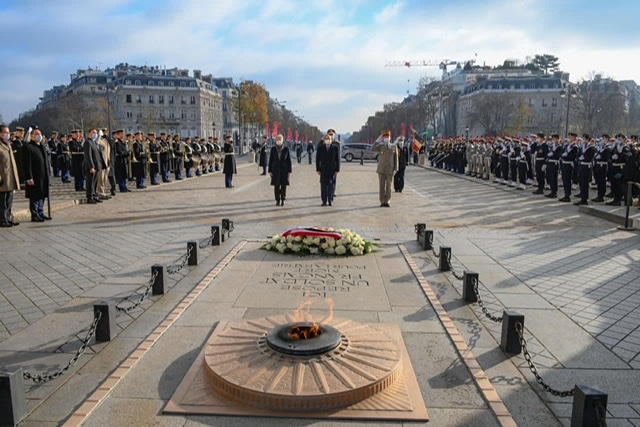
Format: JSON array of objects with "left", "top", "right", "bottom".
[
  {"left": 190, "top": 110, "right": 196, "bottom": 120},
  {"left": 169, "top": 110, "right": 175, "bottom": 120},
  {"left": 169, "top": 81, "right": 174, "bottom": 87},
  {"left": 190, "top": 96, "right": 196, "bottom": 104},
  {"left": 181, "top": 110, "right": 187, "bottom": 120},
  {"left": 168, "top": 95, "right": 174, "bottom": 104},
  {"left": 89, "top": 77, "right": 97, "bottom": 83},
  {"left": 180, "top": 82, "right": 186, "bottom": 87},
  {"left": 90, "top": 87, "right": 96, "bottom": 94},
  {"left": 223, "top": 103, "right": 227, "bottom": 112},
  {"left": 148, "top": 80, "right": 154, "bottom": 86},
  {"left": 136, "top": 112, "right": 143, "bottom": 120},
  {"left": 158, "top": 81, "right": 164, "bottom": 87},
  {"left": 551, "top": 98, "right": 557, "bottom": 107},
  {"left": 135, "top": 95, "right": 142, "bottom": 103},
  {"left": 135, "top": 80, "right": 141, "bottom": 86},
  {"left": 126, "top": 111, "right": 133, "bottom": 119},
  {"left": 190, "top": 82, "right": 196, "bottom": 87},
  {"left": 149, "top": 95, "right": 155, "bottom": 103},
  {"left": 126, "top": 94, "right": 132, "bottom": 103},
  {"left": 158, "top": 95, "right": 164, "bottom": 104},
  {"left": 550, "top": 113, "right": 556, "bottom": 122},
  {"left": 125, "top": 79, "right": 132, "bottom": 85},
  {"left": 181, "top": 96, "right": 186, "bottom": 104},
  {"left": 542, "top": 98, "right": 547, "bottom": 107},
  {"left": 528, "top": 98, "right": 533, "bottom": 107}
]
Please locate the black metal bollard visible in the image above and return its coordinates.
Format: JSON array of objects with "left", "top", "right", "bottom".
[
  {"left": 438, "top": 247, "right": 451, "bottom": 272},
  {"left": 222, "top": 218, "right": 234, "bottom": 235},
  {"left": 187, "top": 241, "right": 198, "bottom": 266},
  {"left": 462, "top": 271, "right": 479, "bottom": 303},
  {"left": 0, "top": 368, "right": 26, "bottom": 426},
  {"left": 212, "top": 225, "right": 221, "bottom": 246},
  {"left": 423, "top": 229, "right": 433, "bottom": 250},
  {"left": 500, "top": 311, "right": 524, "bottom": 354},
  {"left": 571, "top": 384, "right": 608, "bottom": 427},
  {"left": 415, "top": 223, "right": 426, "bottom": 241},
  {"left": 618, "top": 181, "right": 635, "bottom": 231},
  {"left": 94, "top": 302, "right": 117, "bottom": 342},
  {"left": 360, "top": 150, "right": 364, "bottom": 165},
  {"left": 151, "top": 264, "right": 166, "bottom": 295}
]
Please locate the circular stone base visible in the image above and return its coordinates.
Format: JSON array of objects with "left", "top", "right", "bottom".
[{"left": 204, "top": 316, "right": 402, "bottom": 411}]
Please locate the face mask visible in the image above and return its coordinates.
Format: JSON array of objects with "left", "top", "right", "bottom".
[
  {"left": 398, "top": 140, "right": 404, "bottom": 147},
  {"left": 276, "top": 140, "right": 283, "bottom": 146},
  {"left": 324, "top": 140, "right": 331, "bottom": 145},
  {"left": 383, "top": 137, "right": 390, "bottom": 144},
  {"left": 2, "top": 133, "right": 9, "bottom": 142},
  {"left": 329, "top": 135, "right": 335, "bottom": 141},
  {"left": 34, "top": 134, "right": 43, "bottom": 143}
]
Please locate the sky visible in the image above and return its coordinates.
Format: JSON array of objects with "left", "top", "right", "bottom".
[{"left": 1, "top": 0, "right": 639, "bottom": 134}]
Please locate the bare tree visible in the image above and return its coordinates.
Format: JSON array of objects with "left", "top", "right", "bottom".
[
  {"left": 573, "top": 72, "right": 627, "bottom": 136},
  {"left": 466, "top": 93, "right": 517, "bottom": 135}
]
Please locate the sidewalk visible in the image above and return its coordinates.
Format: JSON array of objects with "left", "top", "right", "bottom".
[{"left": 1, "top": 160, "right": 639, "bottom": 426}]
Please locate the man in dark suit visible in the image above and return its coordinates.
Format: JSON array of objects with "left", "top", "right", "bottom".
[
  {"left": 316, "top": 133, "right": 340, "bottom": 206},
  {"left": 223, "top": 134, "right": 237, "bottom": 188},
  {"left": 21, "top": 126, "right": 50, "bottom": 221},
  {"left": 84, "top": 128, "right": 104, "bottom": 204}
]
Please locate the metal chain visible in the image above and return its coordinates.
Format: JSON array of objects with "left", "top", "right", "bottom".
[
  {"left": 472, "top": 277, "right": 504, "bottom": 323},
  {"left": 115, "top": 270, "right": 159, "bottom": 313},
  {"left": 595, "top": 399, "right": 608, "bottom": 427},
  {"left": 199, "top": 229, "right": 217, "bottom": 249},
  {"left": 23, "top": 311, "right": 102, "bottom": 383},
  {"left": 515, "top": 322, "right": 575, "bottom": 397},
  {"left": 227, "top": 220, "right": 235, "bottom": 233},
  {"left": 167, "top": 245, "right": 193, "bottom": 275},
  {"left": 446, "top": 251, "right": 465, "bottom": 280},
  {"left": 428, "top": 233, "right": 440, "bottom": 257}
]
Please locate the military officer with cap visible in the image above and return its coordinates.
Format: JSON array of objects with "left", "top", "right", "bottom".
[
  {"left": 147, "top": 132, "right": 160, "bottom": 185},
  {"left": 545, "top": 134, "right": 562, "bottom": 198},
  {"left": 223, "top": 134, "right": 237, "bottom": 188},
  {"left": 132, "top": 131, "right": 147, "bottom": 189},
  {"left": 575, "top": 137, "right": 596, "bottom": 205},
  {"left": 47, "top": 131, "right": 60, "bottom": 177},
  {"left": 591, "top": 135, "right": 611, "bottom": 202},
  {"left": 559, "top": 134, "right": 579, "bottom": 202},
  {"left": 11, "top": 126, "right": 25, "bottom": 185},
  {"left": 532, "top": 133, "right": 548, "bottom": 194},
  {"left": 69, "top": 129, "right": 85, "bottom": 191},
  {"left": 172, "top": 134, "right": 184, "bottom": 180},
  {"left": 607, "top": 134, "right": 630, "bottom": 205},
  {"left": 57, "top": 134, "right": 72, "bottom": 183},
  {"left": 158, "top": 132, "right": 172, "bottom": 183},
  {"left": 113, "top": 129, "right": 131, "bottom": 192}
]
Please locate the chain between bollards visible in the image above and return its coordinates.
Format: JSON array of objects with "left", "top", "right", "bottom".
[
  {"left": 472, "top": 277, "right": 503, "bottom": 323},
  {"left": 22, "top": 311, "right": 102, "bottom": 383},
  {"left": 199, "top": 228, "right": 217, "bottom": 249},
  {"left": 445, "top": 251, "right": 465, "bottom": 280},
  {"left": 428, "top": 233, "right": 440, "bottom": 258},
  {"left": 515, "top": 322, "right": 575, "bottom": 397},
  {"left": 115, "top": 270, "right": 159, "bottom": 313},
  {"left": 167, "top": 245, "right": 193, "bottom": 275}
]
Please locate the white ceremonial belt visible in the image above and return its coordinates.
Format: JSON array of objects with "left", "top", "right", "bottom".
[
  {"left": 612, "top": 163, "right": 625, "bottom": 167},
  {"left": 580, "top": 162, "right": 592, "bottom": 166},
  {"left": 225, "top": 152, "right": 235, "bottom": 156},
  {"left": 519, "top": 160, "right": 528, "bottom": 164},
  {"left": 548, "top": 159, "right": 559, "bottom": 163},
  {"left": 535, "top": 158, "right": 545, "bottom": 162}
]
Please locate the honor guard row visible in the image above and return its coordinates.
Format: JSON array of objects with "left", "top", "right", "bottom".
[{"left": 427, "top": 133, "right": 640, "bottom": 208}]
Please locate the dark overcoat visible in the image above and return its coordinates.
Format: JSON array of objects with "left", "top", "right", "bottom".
[{"left": 268, "top": 146, "right": 292, "bottom": 186}]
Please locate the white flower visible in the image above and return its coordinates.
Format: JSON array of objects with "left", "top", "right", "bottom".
[
  {"left": 292, "top": 244, "right": 301, "bottom": 252},
  {"left": 276, "top": 243, "right": 286, "bottom": 253},
  {"left": 325, "top": 247, "right": 335, "bottom": 255},
  {"left": 321, "top": 243, "right": 329, "bottom": 250},
  {"left": 286, "top": 235, "right": 295, "bottom": 242},
  {"left": 294, "top": 236, "right": 302, "bottom": 242},
  {"left": 328, "top": 239, "right": 336, "bottom": 248},
  {"left": 279, "top": 237, "right": 287, "bottom": 244},
  {"left": 335, "top": 245, "right": 347, "bottom": 255},
  {"left": 287, "top": 242, "right": 293, "bottom": 249},
  {"left": 303, "top": 237, "right": 313, "bottom": 245},
  {"left": 313, "top": 237, "right": 321, "bottom": 246},
  {"left": 265, "top": 244, "right": 272, "bottom": 251},
  {"left": 350, "top": 246, "right": 361, "bottom": 256}
]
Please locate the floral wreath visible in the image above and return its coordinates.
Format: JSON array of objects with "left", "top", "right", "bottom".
[{"left": 262, "top": 227, "right": 376, "bottom": 256}]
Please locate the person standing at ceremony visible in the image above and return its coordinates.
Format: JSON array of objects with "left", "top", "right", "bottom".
[
  {"left": 0, "top": 125, "right": 20, "bottom": 227},
  {"left": 268, "top": 134, "right": 292, "bottom": 206},
  {"left": 22, "top": 127, "right": 50, "bottom": 221},
  {"left": 223, "top": 134, "right": 236, "bottom": 188},
  {"left": 372, "top": 130, "right": 398, "bottom": 207},
  {"left": 316, "top": 133, "right": 340, "bottom": 206}
]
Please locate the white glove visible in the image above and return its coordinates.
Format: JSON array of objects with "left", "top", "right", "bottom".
[
  {"left": 28, "top": 127, "right": 33, "bottom": 133},
  {"left": 99, "top": 130, "right": 104, "bottom": 138},
  {"left": 541, "top": 165, "right": 547, "bottom": 172},
  {"left": 612, "top": 154, "right": 618, "bottom": 160},
  {"left": 547, "top": 152, "right": 553, "bottom": 157},
  {"left": 579, "top": 156, "right": 584, "bottom": 160},
  {"left": 596, "top": 155, "right": 600, "bottom": 160},
  {"left": 562, "top": 153, "right": 567, "bottom": 157}
]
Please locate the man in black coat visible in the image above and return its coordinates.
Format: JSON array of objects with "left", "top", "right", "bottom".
[
  {"left": 268, "top": 134, "right": 292, "bottom": 206},
  {"left": 83, "top": 128, "right": 103, "bottom": 204},
  {"left": 306, "top": 140, "right": 314, "bottom": 165},
  {"left": 22, "top": 127, "right": 50, "bottom": 221},
  {"left": 394, "top": 136, "right": 409, "bottom": 192},
  {"left": 574, "top": 138, "right": 596, "bottom": 206},
  {"left": 223, "top": 134, "right": 236, "bottom": 188},
  {"left": 69, "top": 129, "right": 85, "bottom": 191},
  {"left": 258, "top": 135, "right": 268, "bottom": 175},
  {"left": 57, "top": 134, "right": 72, "bottom": 183},
  {"left": 113, "top": 129, "right": 131, "bottom": 192},
  {"left": 316, "top": 134, "right": 340, "bottom": 206},
  {"left": 11, "top": 126, "right": 25, "bottom": 185}
]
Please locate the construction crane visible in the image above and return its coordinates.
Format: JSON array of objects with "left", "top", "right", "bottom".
[{"left": 385, "top": 57, "right": 477, "bottom": 72}]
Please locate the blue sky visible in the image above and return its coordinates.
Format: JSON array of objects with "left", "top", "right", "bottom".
[{"left": 1, "top": 0, "right": 639, "bottom": 133}]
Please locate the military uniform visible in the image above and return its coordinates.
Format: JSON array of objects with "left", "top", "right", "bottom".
[
  {"left": 132, "top": 132, "right": 147, "bottom": 188},
  {"left": 148, "top": 133, "right": 160, "bottom": 185},
  {"left": 532, "top": 134, "right": 549, "bottom": 194},
  {"left": 591, "top": 137, "right": 611, "bottom": 202},
  {"left": 47, "top": 132, "right": 60, "bottom": 177},
  {"left": 607, "top": 135, "right": 631, "bottom": 205},
  {"left": 559, "top": 139, "right": 579, "bottom": 202},
  {"left": 159, "top": 133, "right": 172, "bottom": 182},
  {"left": 69, "top": 131, "right": 85, "bottom": 191},
  {"left": 223, "top": 136, "right": 236, "bottom": 188},
  {"left": 575, "top": 141, "right": 596, "bottom": 205},
  {"left": 545, "top": 137, "right": 562, "bottom": 198},
  {"left": 57, "top": 136, "right": 71, "bottom": 183},
  {"left": 114, "top": 131, "right": 131, "bottom": 192},
  {"left": 172, "top": 137, "right": 184, "bottom": 180}
]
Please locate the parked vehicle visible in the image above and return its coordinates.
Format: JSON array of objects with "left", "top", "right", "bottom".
[{"left": 342, "top": 143, "right": 378, "bottom": 162}]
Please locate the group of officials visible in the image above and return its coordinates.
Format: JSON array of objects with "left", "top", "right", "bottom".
[
  {"left": 428, "top": 133, "right": 640, "bottom": 207},
  {"left": 0, "top": 124, "right": 238, "bottom": 225}
]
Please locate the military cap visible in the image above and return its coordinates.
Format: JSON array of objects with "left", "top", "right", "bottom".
[
  {"left": 582, "top": 134, "right": 590, "bottom": 140},
  {"left": 147, "top": 132, "right": 155, "bottom": 136},
  {"left": 551, "top": 134, "right": 560, "bottom": 139},
  {"left": 51, "top": 130, "right": 59, "bottom": 135},
  {"left": 214, "top": 137, "right": 219, "bottom": 141},
  {"left": 602, "top": 134, "right": 610, "bottom": 139},
  {"left": 101, "top": 128, "right": 108, "bottom": 132},
  {"left": 224, "top": 134, "right": 232, "bottom": 139},
  {"left": 15, "top": 126, "right": 24, "bottom": 131},
  {"left": 327, "top": 128, "right": 336, "bottom": 134},
  {"left": 126, "top": 133, "right": 132, "bottom": 137},
  {"left": 631, "top": 135, "right": 639, "bottom": 140},
  {"left": 568, "top": 132, "right": 578, "bottom": 137},
  {"left": 134, "top": 131, "right": 142, "bottom": 136},
  {"left": 616, "top": 133, "right": 626, "bottom": 139},
  {"left": 381, "top": 130, "right": 391, "bottom": 137},
  {"left": 160, "top": 132, "right": 166, "bottom": 135},
  {"left": 71, "top": 129, "right": 81, "bottom": 133},
  {"left": 536, "top": 132, "right": 545, "bottom": 138},
  {"left": 116, "top": 129, "right": 125, "bottom": 133}
]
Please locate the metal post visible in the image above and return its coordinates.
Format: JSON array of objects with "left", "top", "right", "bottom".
[
  {"left": 571, "top": 384, "right": 607, "bottom": 427},
  {"left": 424, "top": 229, "right": 433, "bottom": 250},
  {"left": 360, "top": 149, "right": 364, "bottom": 165},
  {"left": 438, "top": 247, "right": 451, "bottom": 272},
  {"left": 0, "top": 369, "right": 26, "bottom": 426},
  {"left": 187, "top": 241, "right": 198, "bottom": 266},
  {"left": 222, "top": 218, "right": 233, "bottom": 235},
  {"left": 500, "top": 311, "right": 524, "bottom": 354},
  {"left": 617, "top": 181, "right": 635, "bottom": 231},
  {"left": 94, "top": 302, "right": 116, "bottom": 342},
  {"left": 415, "top": 223, "right": 426, "bottom": 241},
  {"left": 212, "top": 225, "right": 221, "bottom": 246},
  {"left": 462, "top": 271, "right": 479, "bottom": 303},
  {"left": 151, "top": 264, "right": 166, "bottom": 295}
]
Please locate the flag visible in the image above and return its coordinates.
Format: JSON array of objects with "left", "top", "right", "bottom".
[
  {"left": 273, "top": 121, "right": 279, "bottom": 137},
  {"left": 295, "top": 130, "right": 299, "bottom": 141},
  {"left": 287, "top": 128, "right": 292, "bottom": 141},
  {"left": 265, "top": 122, "right": 270, "bottom": 137},
  {"left": 401, "top": 123, "right": 406, "bottom": 137},
  {"left": 412, "top": 139, "right": 422, "bottom": 154}
]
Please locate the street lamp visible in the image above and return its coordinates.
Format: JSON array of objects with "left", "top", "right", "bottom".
[{"left": 560, "top": 83, "right": 579, "bottom": 137}]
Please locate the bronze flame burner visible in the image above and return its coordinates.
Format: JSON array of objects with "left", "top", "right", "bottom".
[{"left": 266, "top": 322, "right": 341, "bottom": 356}]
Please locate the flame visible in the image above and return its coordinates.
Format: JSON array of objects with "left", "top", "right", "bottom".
[{"left": 289, "top": 298, "right": 335, "bottom": 340}]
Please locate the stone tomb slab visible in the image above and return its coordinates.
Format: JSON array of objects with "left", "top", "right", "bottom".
[
  {"left": 164, "top": 318, "right": 428, "bottom": 421},
  {"left": 233, "top": 249, "right": 391, "bottom": 311}
]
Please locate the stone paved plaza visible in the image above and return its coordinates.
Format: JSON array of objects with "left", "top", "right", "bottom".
[{"left": 1, "top": 155, "right": 639, "bottom": 426}]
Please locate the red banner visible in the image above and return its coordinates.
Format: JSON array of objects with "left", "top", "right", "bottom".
[
  {"left": 287, "top": 128, "right": 292, "bottom": 141},
  {"left": 401, "top": 123, "right": 406, "bottom": 137},
  {"left": 265, "top": 122, "right": 270, "bottom": 137},
  {"left": 295, "top": 130, "right": 299, "bottom": 141},
  {"left": 273, "top": 121, "right": 279, "bottom": 137}
]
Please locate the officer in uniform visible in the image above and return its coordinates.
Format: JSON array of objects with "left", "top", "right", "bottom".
[
  {"left": 306, "top": 139, "right": 315, "bottom": 165},
  {"left": 206, "top": 137, "right": 216, "bottom": 173},
  {"left": 482, "top": 139, "right": 492, "bottom": 180},
  {"left": 69, "top": 129, "right": 85, "bottom": 191},
  {"left": 11, "top": 126, "right": 25, "bottom": 185},
  {"left": 607, "top": 134, "right": 630, "bottom": 205},
  {"left": 532, "top": 133, "right": 548, "bottom": 194},
  {"left": 113, "top": 129, "right": 131, "bottom": 192},
  {"left": 213, "top": 137, "right": 222, "bottom": 171},
  {"left": 191, "top": 138, "right": 202, "bottom": 176},
  {"left": 47, "top": 131, "right": 60, "bottom": 177},
  {"left": 575, "top": 138, "right": 596, "bottom": 205},
  {"left": 508, "top": 138, "right": 520, "bottom": 187},
  {"left": 491, "top": 139, "right": 502, "bottom": 182},
  {"left": 147, "top": 133, "right": 160, "bottom": 185},
  {"left": 223, "top": 134, "right": 237, "bottom": 188},
  {"left": 559, "top": 135, "right": 579, "bottom": 202},
  {"left": 545, "top": 134, "right": 562, "bottom": 198},
  {"left": 57, "top": 134, "right": 71, "bottom": 183},
  {"left": 394, "top": 135, "right": 409, "bottom": 192},
  {"left": 132, "top": 131, "right": 147, "bottom": 189},
  {"left": 591, "top": 135, "right": 611, "bottom": 202},
  {"left": 499, "top": 138, "right": 511, "bottom": 185},
  {"left": 172, "top": 134, "right": 184, "bottom": 180},
  {"left": 159, "top": 132, "right": 171, "bottom": 183},
  {"left": 517, "top": 141, "right": 531, "bottom": 190}
]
